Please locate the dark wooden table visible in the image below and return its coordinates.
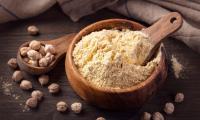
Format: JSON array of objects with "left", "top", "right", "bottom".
[{"left": 0, "top": 6, "right": 200, "bottom": 120}]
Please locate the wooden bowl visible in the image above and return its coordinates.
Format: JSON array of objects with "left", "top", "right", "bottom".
[{"left": 65, "top": 19, "right": 167, "bottom": 109}]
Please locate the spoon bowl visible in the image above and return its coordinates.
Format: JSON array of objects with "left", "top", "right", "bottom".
[
  {"left": 17, "top": 33, "right": 75, "bottom": 75},
  {"left": 65, "top": 19, "right": 169, "bottom": 109}
]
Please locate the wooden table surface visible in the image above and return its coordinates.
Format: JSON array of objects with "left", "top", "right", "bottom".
[{"left": 0, "top": 6, "right": 200, "bottom": 120}]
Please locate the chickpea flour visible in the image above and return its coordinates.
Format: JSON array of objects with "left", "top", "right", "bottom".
[{"left": 73, "top": 29, "right": 161, "bottom": 89}]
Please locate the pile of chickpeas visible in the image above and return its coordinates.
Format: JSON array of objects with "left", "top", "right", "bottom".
[
  {"left": 20, "top": 40, "right": 56, "bottom": 67},
  {"left": 6, "top": 25, "right": 93, "bottom": 119}
]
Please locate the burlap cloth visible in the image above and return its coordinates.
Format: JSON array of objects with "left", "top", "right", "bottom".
[{"left": 0, "top": 0, "right": 199, "bottom": 53}]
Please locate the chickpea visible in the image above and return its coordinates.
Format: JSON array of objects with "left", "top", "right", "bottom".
[
  {"left": 71, "top": 102, "right": 82, "bottom": 114},
  {"left": 39, "top": 57, "right": 48, "bottom": 67},
  {"left": 23, "top": 57, "right": 30, "bottom": 63},
  {"left": 38, "top": 75, "right": 49, "bottom": 86},
  {"left": 12, "top": 70, "right": 23, "bottom": 82},
  {"left": 39, "top": 46, "right": 46, "bottom": 56},
  {"left": 45, "top": 52, "right": 55, "bottom": 64},
  {"left": 141, "top": 112, "right": 151, "bottom": 120},
  {"left": 48, "top": 83, "right": 60, "bottom": 94},
  {"left": 96, "top": 117, "right": 106, "bottom": 120},
  {"left": 20, "top": 47, "right": 30, "bottom": 56},
  {"left": 27, "top": 50, "right": 41, "bottom": 60},
  {"left": 44, "top": 44, "right": 56, "bottom": 54},
  {"left": 27, "top": 25, "right": 39, "bottom": 36},
  {"left": 20, "top": 80, "right": 32, "bottom": 90},
  {"left": 164, "top": 102, "right": 174, "bottom": 114},
  {"left": 152, "top": 112, "right": 164, "bottom": 120},
  {"left": 7, "top": 58, "right": 18, "bottom": 69},
  {"left": 26, "top": 97, "right": 38, "bottom": 108},
  {"left": 28, "top": 60, "right": 38, "bottom": 67},
  {"left": 29, "top": 40, "right": 41, "bottom": 50},
  {"left": 31, "top": 90, "right": 43, "bottom": 101},
  {"left": 175, "top": 93, "right": 184, "bottom": 103},
  {"left": 56, "top": 101, "right": 68, "bottom": 112}
]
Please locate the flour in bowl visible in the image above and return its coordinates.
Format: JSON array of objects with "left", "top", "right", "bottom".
[{"left": 72, "top": 29, "right": 161, "bottom": 89}]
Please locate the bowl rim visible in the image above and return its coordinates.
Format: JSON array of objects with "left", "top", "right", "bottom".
[{"left": 66, "top": 18, "right": 166, "bottom": 93}]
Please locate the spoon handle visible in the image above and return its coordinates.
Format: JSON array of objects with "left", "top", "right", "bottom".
[
  {"left": 142, "top": 12, "right": 182, "bottom": 45},
  {"left": 44, "top": 33, "right": 76, "bottom": 55}
]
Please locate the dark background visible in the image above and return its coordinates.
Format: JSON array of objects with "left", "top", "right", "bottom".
[{"left": 0, "top": 5, "right": 199, "bottom": 120}]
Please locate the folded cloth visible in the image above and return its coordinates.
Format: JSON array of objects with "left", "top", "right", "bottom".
[
  {"left": 147, "top": 0, "right": 200, "bottom": 24},
  {"left": 0, "top": 0, "right": 199, "bottom": 54},
  {"left": 0, "top": 0, "right": 117, "bottom": 23},
  {"left": 57, "top": 0, "right": 118, "bottom": 22},
  {"left": 0, "top": 0, "right": 56, "bottom": 23}
]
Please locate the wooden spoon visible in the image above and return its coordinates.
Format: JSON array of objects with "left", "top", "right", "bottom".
[
  {"left": 17, "top": 33, "right": 76, "bottom": 75},
  {"left": 141, "top": 12, "right": 183, "bottom": 65}
]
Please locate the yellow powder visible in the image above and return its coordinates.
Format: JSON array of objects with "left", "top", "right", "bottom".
[
  {"left": 73, "top": 29, "right": 160, "bottom": 89},
  {"left": 171, "top": 55, "right": 183, "bottom": 79}
]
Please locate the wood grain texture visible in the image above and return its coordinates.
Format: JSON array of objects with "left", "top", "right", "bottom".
[{"left": 0, "top": 5, "right": 200, "bottom": 120}]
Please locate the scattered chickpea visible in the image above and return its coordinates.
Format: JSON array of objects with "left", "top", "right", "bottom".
[
  {"left": 7, "top": 58, "right": 18, "bottom": 69},
  {"left": 48, "top": 83, "right": 60, "bottom": 94},
  {"left": 141, "top": 112, "right": 151, "bottom": 120},
  {"left": 164, "top": 102, "right": 174, "bottom": 114},
  {"left": 20, "top": 80, "right": 32, "bottom": 90},
  {"left": 26, "top": 97, "right": 38, "bottom": 108},
  {"left": 27, "top": 25, "right": 39, "bottom": 36},
  {"left": 175, "top": 93, "right": 184, "bottom": 103},
  {"left": 44, "top": 44, "right": 56, "bottom": 54},
  {"left": 29, "top": 40, "right": 41, "bottom": 50},
  {"left": 20, "top": 47, "right": 30, "bottom": 56},
  {"left": 96, "top": 117, "right": 106, "bottom": 120},
  {"left": 71, "top": 102, "right": 82, "bottom": 114},
  {"left": 56, "top": 101, "right": 68, "bottom": 112},
  {"left": 39, "top": 57, "right": 48, "bottom": 67},
  {"left": 152, "top": 112, "right": 164, "bottom": 120},
  {"left": 31, "top": 90, "right": 43, "bottom": 101},
  {"left": 39, "top": 46, "right": 46, "bottom": 56},
  {"left": 27, "top": 49, "right": 42, "bottom": 60},
  {"left": 38, "top": 75, "right": 49, "bottom": 86},
  {"left": 12, "top": 70, "right": 23, "bottom": 82},
  {"left": 28, "top": 60, "right": 38, "bottom": 67}
]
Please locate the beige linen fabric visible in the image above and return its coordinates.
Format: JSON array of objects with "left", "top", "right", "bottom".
[{"left": 0, "top": 0, "right": 199, "bottom": 53}]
